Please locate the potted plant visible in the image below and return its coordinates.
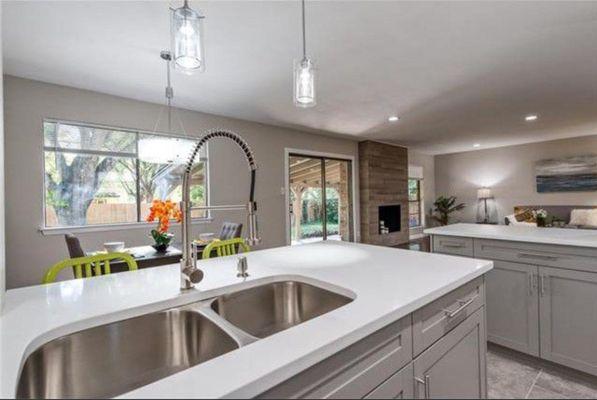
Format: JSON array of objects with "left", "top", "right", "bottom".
[
  {"left": 534, "top": 209, "right": 548, "bottom": 227},
  {"left": 432, "top": 195, "right": 466, "bottom": 226},
  {"left": 146, "top": 199, "right": 182, "bottom": 253}
]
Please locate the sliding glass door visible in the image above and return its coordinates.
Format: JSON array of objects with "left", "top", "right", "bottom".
[{"left": 288, "top": 154, "right": 353, "bottom": 245}]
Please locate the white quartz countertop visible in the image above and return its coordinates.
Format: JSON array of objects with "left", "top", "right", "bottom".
[
  {"left": 425, "top": 223, "right": 597, "bottom": 248},
  {"left": 0, "top": 241, "right": 492, "bottom": 398}
]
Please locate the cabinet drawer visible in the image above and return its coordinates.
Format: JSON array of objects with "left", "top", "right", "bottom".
[
  {"left": 432, "top": 236, "right": 474, "bottom": 257},
  {"left": 474, "top": 239, "right": 597, "bottom": 272},
  {"left": 413, "top": 277, "right": 484, "bottom": 356},
  {"left": 365, "top": 363, "right": 414, "bottom": 399},
  {"left": 259, "top": 315, "right": 412, "bottom": 399}
]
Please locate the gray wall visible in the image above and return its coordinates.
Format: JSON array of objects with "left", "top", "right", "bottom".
[
  {"left": 408, "top": 150, "right": 435, "bottom": 236},
  {"left": 4, "top": 75, "right": 359, "bottom": 289},
  {"left": 435, "top": 135, "right": 597, "bottom": 223}
]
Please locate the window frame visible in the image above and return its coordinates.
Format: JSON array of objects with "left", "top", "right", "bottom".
[
  {"left": 408, "top": 178, "right": 422, "bottom": 228},
  {"left": 40, "top": 118, "right": 211, "bottom": 234}
]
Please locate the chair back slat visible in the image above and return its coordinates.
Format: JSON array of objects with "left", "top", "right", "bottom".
[
  {"left": 202, "top": 238, "right": 250, "bottom": 259},
  {"left": 43, "top": 253, "right": 138, "bottom": 284},
  {"left": 84, "top": 263, "right": 92, "bottom": 277},
  {"left": 93, "top": 261, "right": 102, "bottom": 276}
]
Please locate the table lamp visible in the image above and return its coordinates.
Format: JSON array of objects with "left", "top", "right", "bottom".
[{"left": 477, "top": 187, "right": 493, "bottom": 223}]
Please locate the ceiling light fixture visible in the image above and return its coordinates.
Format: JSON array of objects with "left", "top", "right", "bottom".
[
  {"left": 525, "top": 114, "right": 538, "bottom": 122},
  {"left": 294, "top": 0, "right": 316, "bottom": 108},
  {"left": 171, "top": 0, "right": 205, "bottom": 74},
  {"left": 473, "top": 143, "right": 481, "bottom": 148},
  {"left": 388, "top": 116, "right": 400, "bottom": 122}
]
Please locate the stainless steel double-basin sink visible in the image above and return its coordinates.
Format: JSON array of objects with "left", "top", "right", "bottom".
[{"left": 16, "top": 279, "right": 354, "bottom": 399}]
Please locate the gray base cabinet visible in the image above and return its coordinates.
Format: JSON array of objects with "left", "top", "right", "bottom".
[
  {"left": 485, "top": 261, "right": 539, "bottom": 356},
  {"left": 431, "top": 234, "right": 597, "bottom": 377},
  {"left": 539, "top": 266, "right": 597, "bottom": 375},
  {"left": 413, "top": 307, "right": 487, "bottom": 399},
  {"left": 258, "top": 279, "right": 487, "bottom": 399}
]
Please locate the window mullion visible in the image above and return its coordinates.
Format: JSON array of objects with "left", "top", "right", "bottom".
[{"left": 135, "top": 132, "right": 142, "bottom": 222}]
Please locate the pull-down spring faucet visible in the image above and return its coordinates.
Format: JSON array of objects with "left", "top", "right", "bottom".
[{"left": 179, "top": 129, "right": 260, "bottom": 290}]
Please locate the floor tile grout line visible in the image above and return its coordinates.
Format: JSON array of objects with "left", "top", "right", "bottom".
[{"left": 525, "top": 368, "right": 543, "bottom": 399}]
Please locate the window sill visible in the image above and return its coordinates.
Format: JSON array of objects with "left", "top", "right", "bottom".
[{"left": 39, "top": 218, "right": 214, "bottom": 236}]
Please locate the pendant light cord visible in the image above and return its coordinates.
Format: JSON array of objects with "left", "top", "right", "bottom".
[
  {"left": 301, "top": 0, "right": 307, "bottom": 60},
  {"left": 166, "top": 56, "right": 172, "bottom": 132},
  {"left": 153, "top": 50, "right": 187, "bottom": 136}
]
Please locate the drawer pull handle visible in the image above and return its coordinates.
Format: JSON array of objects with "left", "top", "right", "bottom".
[
  {"left": 442, "top": 243, "right": 465, "bottom": 248},
  {"left": 517, "top": 253, "right": 558, "bottom": 261},
  {"left": 540, "top": 274, "right": 546, "bottom": 297},
  {"left": 415, "top": 375, "right": 430, "bottom": 398},
  {"left": 443, "top": 297, "right": 476, "bottom": 318}
]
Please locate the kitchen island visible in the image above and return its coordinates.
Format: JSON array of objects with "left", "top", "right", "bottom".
[
  {"left": 0, "top": 241, "right": 492, "bottom": 398},
  {"left": 426, "top": 223, "right": 597, "bottom": 377}
]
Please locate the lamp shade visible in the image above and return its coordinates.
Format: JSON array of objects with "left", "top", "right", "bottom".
[
  {"left": 477, "top": 188, "right": 493, "bottom": 199},
  {"left": 171, "top": 1, "right": 205, "bottom": 74}
]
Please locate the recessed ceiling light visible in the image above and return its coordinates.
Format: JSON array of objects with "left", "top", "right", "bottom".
[
  {"left": 525, "top": 114, "right": 538, "bottom": 121},
  {"left": 473, "top": 143, "right": 481, "bottom": 148},
  {"left": 388, "top": 116, "right": 400, "bottom": 122}
]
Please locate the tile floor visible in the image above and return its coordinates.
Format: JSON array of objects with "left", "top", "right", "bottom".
[{"left": 488, "top": 344, "right": 597, "bottom": 399}]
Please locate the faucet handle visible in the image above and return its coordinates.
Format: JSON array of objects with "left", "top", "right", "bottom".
[
  {"left": 182, "top": 266, "right": 204, "bottom": 285},
  {"left": 237, "top": 256, "right": 249, "bottom": 278}
]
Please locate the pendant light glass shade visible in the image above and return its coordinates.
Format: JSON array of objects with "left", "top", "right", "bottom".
[
  {"left": 171, "top": 1, "right": 205, "bottom": 74},
  {"left": 138, "top": 136, "right": 196, "bottom": 165},
  {"left": 294, "top": 58, "right": 316, "bottom": 107}
]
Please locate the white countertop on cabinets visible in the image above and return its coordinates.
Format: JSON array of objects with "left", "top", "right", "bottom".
[
  {"left": 425, "top": 223, "right": 597, "bottom": 248},
  {"left": 0, "top": 241, "right": 492, "bottom": 398}
]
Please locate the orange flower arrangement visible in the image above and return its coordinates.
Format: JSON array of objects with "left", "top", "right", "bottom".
[{"left": 146, "top": 199, "right": 183, "bottom": 251}]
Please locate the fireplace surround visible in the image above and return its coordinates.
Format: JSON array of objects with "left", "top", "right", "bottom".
[{"left": 358, "top": 141, "right": 409, "bottom": 246}]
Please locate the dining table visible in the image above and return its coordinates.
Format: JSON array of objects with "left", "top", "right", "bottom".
[{"left": 89, "top": 242, "right": 210, "bottom": 274}]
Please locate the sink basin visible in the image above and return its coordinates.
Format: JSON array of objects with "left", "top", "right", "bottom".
[
  {"left": 211, "top": 280, "right": 353, "bottom": 338},
  {"left": 16, "top": 309, "right": 239, "bottom": 399}
]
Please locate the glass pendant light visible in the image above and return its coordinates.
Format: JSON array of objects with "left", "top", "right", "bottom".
[
  {"left": 294, "top": 0, "right": 316, "bottom": 107},
  {"left": 171, "top": 0, "right": 205, "bottom": 74}
]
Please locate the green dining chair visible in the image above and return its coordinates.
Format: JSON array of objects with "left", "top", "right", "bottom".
[
  {"left": 43, "top": 252, "right": 138, "bottom": 284},
  {"left": 201, "top": 238, "right": 250, "bottom": 259}
]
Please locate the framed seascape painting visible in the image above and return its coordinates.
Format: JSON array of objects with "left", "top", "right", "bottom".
[{"left": 536, "top": 155, "right": 597, "bottom": 193}]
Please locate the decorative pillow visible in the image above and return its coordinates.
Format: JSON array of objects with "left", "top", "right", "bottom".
[
  {"left": 515, "top": 209, "right": 535, "bottom": 222},
  {"left": 585, "top": 209, "right": 597, "bottom": 227},
  {"left": 569, "top": 209, "right": 591, "bottom": 226}
]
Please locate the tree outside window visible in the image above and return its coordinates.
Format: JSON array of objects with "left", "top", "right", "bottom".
[{"left": 43, "top": 121, "right": 208, "bottom": 228}]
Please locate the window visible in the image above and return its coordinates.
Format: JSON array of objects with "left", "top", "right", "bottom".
[
  {"left": 408, "top": 178, "right": 422, "bottom": 228},
  {"left": 43, "top": 120, "right": 208, "bottom": 228}
]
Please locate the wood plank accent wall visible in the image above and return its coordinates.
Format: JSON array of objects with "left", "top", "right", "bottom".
[{"left": 359, "top": 141, "right": 409, "bottom": 246}]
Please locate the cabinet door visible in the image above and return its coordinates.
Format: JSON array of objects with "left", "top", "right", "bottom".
[
  {"left": 365, "top": 363, "right": 414, "bottom": 399},
  {"left": 485, "top": 260, "right": 539, "bottom": 356},
  {"left": 413, "top": 307, "right": 487, "bottom": 399},
  {"left": 539, "top": 266, "right": 597, "bottom": 375}
]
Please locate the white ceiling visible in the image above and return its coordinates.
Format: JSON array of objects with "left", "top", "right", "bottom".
[{"left": 3, "top": 1, "right": 597, "bottom": 154}]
